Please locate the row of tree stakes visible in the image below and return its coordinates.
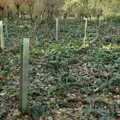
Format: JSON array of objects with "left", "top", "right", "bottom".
[{"left": 0, "top": 18, "right": 87, "bottom": 112}]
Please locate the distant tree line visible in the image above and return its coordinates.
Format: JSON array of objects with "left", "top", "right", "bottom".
[{"left": 0, "top": 0, "right": 119, "bottom": 24}]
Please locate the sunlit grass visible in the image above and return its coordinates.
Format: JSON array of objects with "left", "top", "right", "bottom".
[{"left": 103, "top": 44, "right": 120, "bottom": 50}]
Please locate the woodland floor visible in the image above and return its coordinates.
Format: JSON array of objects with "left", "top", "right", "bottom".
[{"left": 0, "top": 19, "right": 120, "bottom": 120}]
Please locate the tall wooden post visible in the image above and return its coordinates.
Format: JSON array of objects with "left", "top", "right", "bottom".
[
  {"left": 56, "top": 18, "right": 59, "bottom": 41},
  {"left": 20, "top": 38, "right": 29, "bottom": 112},
  {"left": 0, "top": 21, "right": 4, "bottom": 50},
  {"left": 5, "top": 18, "right": 8, "bottom": 40},
  {"left": 83, "top": 18, "right": 88, "bottom": 47}
]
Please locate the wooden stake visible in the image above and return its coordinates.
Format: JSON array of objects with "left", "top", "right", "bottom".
[
  {"left": 56, "top": 18, "right": 59, "bottom": 41},
  {"left": 20, "top": 38, "right": 29, "bottom": 112},
  {"left": 0, "top": 21, "right": 4, "bottom": 50},
  {"left": 5, "top": 18, "right": 8, "bottom": 40},
  {"left": 83, "top": 18, "right": 88, "bottom": 47}
]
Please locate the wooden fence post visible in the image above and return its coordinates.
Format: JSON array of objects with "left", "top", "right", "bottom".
[
  {"left": 20, "top": 38, "right": 29, "bottom": 112},
  {"left": 0, "top": 21, "right": 4, "bottom": 50},
  {"left": 56, "top": 18, "right": 59, "bottom": 41}
]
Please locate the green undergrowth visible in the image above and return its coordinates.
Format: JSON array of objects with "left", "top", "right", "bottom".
[
  {"left": 0, "top": 39, "right": 120, "bottom": 120},
  {"left": 0, "top": 18, "right": 120, "bottom": 119},
  {"left": 28, "top": 41, "right": 120, "bottom": 119}
]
